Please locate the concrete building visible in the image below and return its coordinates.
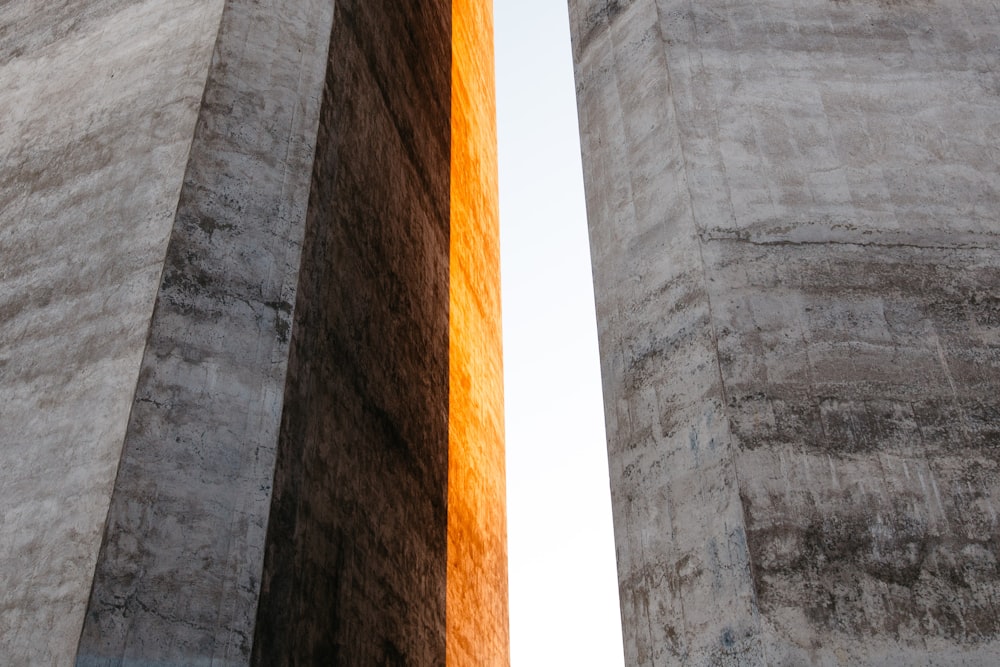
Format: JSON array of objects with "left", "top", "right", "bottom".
[
  {"left": 0, "top": 1, "right": 507, "bottom": 665},
  {"left": 569, "top": 0, "right": 1000, "bottom": 665},
  {"left": 10, "top": 1, "right": 1000, "bottom": 665}
]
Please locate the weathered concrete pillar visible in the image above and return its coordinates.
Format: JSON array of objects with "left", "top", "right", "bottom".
[
  {"left": 2, "top": 1, "right": 507, "bottom": 665},
  {"left": 74, "top": 1, "right": 334, "bottom": 664},
  {"left": 569, "top": 0, "right": 1000, "bottom": 664}
]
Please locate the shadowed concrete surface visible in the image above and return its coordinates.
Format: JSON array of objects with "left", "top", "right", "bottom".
[
  {"left": 251, "top": 2, "right": 452, "bottom": 664},
  {"left": 571, "top": 0, "right": 1000, "bottom": 664},
  {"left": 0, "top": 2, "right": 224, "bottom": 663}
]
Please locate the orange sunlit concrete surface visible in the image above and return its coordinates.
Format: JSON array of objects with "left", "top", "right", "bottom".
[{"left": 448, "top": 0, "right": 509, "bottom": 665}]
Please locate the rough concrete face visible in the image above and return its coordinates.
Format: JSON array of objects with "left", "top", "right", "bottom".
[
  {"left": 569, "top": 0, "right": 1000, "bottom": 664},
  {"left": 75, "top": 1, "right": 333, "bottom": 664},
  {"left": 251, "top": 2, "right": 452, "bottom": 664},
  {"left": 0, "top": 2, "right": 224, "bottom": 663}
]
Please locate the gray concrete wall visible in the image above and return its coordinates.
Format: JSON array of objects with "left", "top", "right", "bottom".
[
  {"left": 251, "top": 1, "right": 453, "bottom": 664},
  {"left": 0, "top": 2, "right": 224, "bottom": 664},
  {"left": 74, "top": 1, "right": 333, "bottom": 664},
  {"left": 570, "top": 0, "right": 1000, "bottom": 664}
]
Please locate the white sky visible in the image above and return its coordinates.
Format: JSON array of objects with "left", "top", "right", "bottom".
[{"left": 495, "top": 3, "right": 626, "bottom": 665}]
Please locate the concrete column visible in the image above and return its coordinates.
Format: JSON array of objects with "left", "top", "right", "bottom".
[
  {"left": 570, "top": 0, "right": 1000, "bottom": 664},
  {"left": 3, "top": 2, "right": 508, "bottom": 663},
  {"left": 75, "top": 1, "right": 333, "bottom": 664}
]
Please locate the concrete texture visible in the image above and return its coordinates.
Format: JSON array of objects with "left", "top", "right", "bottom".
[
  {"left": 569, "top": 0, "right": 1000, "bottom": 664},
  {"left": 75, "top": 1, "right": 333, "bottom": 664},
  {"left": 251, "top": 2, "right": 453, "bottom": 664},
  {"left": 0, "top": 2, "right": 224, "bottom": 664},
  {"left": 3, "top": 1, "right": 508, "bottom": 663}
]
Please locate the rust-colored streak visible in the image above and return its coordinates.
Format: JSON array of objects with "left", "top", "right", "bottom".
[{"left": 448, "top": 0, "right": 509, "bottom": 665}]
